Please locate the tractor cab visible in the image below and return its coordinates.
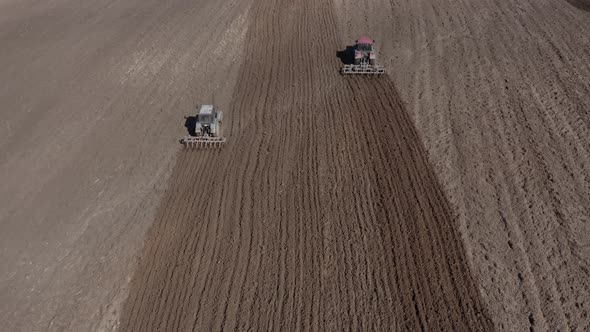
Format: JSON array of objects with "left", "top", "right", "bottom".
[
  {"left": 356, "top": 37, "right": 374, "bottom": 53},
  {"left": 353, "top": 36, "right": 376, "bottom": 66},
  {"left": 197, "top": 105, "right": 216, "bottom": 124},
  {"left": 357, "top": 44, "right": 373, "bottom": 52},
  {"left": 196, "top": 105, "right": 219, "bottom": 137}
]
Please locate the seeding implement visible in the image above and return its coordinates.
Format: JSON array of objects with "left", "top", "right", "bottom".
[
  {"left": 180, "top": 105, "right": 226, "bottom": 148},
  {"left": 340, "top": 37, "right": 385, "bottom": 75}
]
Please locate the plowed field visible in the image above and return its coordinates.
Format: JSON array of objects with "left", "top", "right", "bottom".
[
  {"left": 335, "top": 0, "right": 590, "bottom": 329},
  {"left": 119, "top": 0, "right": 491, "bottom": 330},
  {"left": 2, "top": 0, "right": 590, "bottom": 330}
]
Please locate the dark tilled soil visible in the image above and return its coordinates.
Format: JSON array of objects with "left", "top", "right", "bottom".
[{"left": 119, "top": 0, "right": 492, "bottom": 330}]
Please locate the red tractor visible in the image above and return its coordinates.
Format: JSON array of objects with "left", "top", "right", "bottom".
[{"left": 340, "top": 36, "right": 385, "bottom": 75}]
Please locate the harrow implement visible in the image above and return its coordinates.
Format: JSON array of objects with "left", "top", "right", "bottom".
[
  {"left": 180, "top": 136, "right": 226, "bottom": 148},
  {"left": 341, "top": 64, "right": 385, "bottom": 75}
]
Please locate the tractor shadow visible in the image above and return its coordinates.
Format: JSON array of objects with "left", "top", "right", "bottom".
[
  {"left": 184, "top": 116, "right": 197, "bottom": 136},
  {"left": 336, "top": 45, "right": 355, "bottom": 65}
]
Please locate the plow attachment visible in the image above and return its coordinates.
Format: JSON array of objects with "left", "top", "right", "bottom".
[
  {"left": 341, "top": 64, "right": 385, "bottom": 75},
  {"left": 180, "top": 136, "right": 226, "bottom": 148}
]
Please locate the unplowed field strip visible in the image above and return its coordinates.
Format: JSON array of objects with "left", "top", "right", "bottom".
[{"left": 120, "top": 0, "right": 493, "bottom": 330}]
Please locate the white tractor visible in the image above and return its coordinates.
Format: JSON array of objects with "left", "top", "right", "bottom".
[{"left": 180, "top": 105, "right": 226, "bottom": 148}]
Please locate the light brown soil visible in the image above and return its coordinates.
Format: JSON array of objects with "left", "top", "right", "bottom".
[
  {"left": 119, "top": 0, "right": 491, "bottom": 330},
  {"left": 0, "top": 0, "right": 251, "bottom": 330}
]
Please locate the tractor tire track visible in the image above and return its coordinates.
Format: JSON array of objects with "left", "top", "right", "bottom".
[{"left": 120, "top": 0, "right": 493, "bottom": 330}]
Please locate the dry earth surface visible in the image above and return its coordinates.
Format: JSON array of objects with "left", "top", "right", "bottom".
[
  {"left": 0, "top": 0, "right": 251, "bottom": 330},
  {"left": 1, "top": 0, "right": 589, "bottom": 331}
]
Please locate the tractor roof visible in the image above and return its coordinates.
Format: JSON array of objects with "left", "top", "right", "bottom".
[
  {"left": 199, "top": 104, "right": 214, "bottom": 115},
  {"left": 357, "top": 36, "right": 374, "bottom": 44}
]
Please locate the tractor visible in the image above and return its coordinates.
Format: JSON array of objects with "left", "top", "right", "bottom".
[
  {"left": 180, "top": 105, "right": 225, "bottom": 148},
  {"left": 340, "top": 36, "right": 385, "bottom": 75}
]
